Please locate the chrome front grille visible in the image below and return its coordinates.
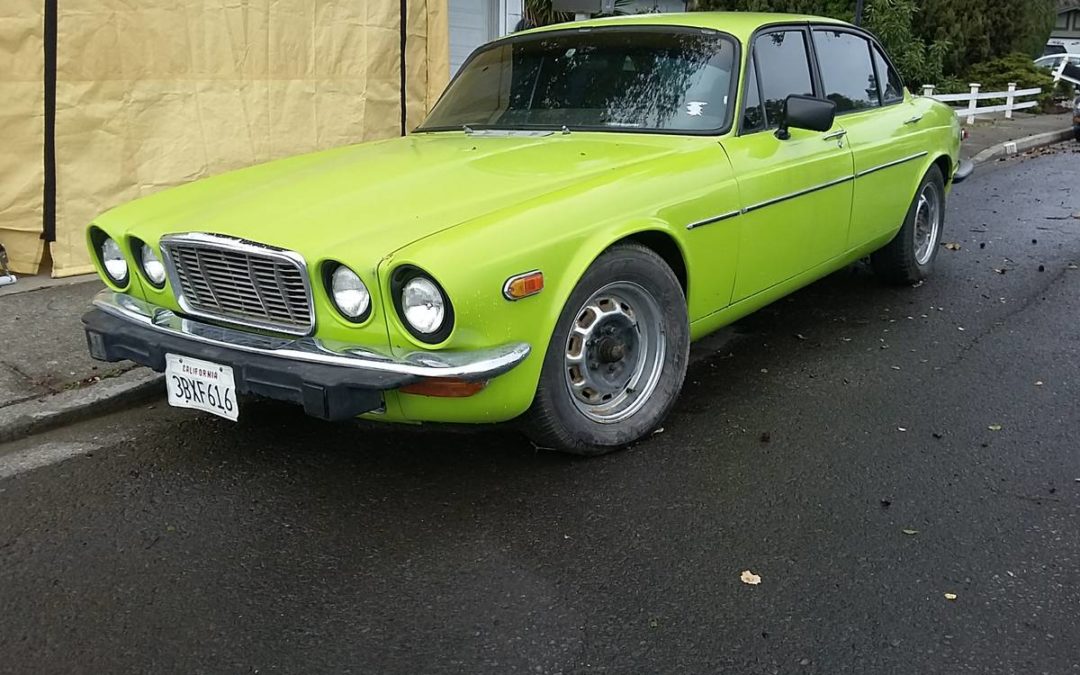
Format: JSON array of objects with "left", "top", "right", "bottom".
[{"left": 160, "top": 234, "right": 313, "bottom": 335}]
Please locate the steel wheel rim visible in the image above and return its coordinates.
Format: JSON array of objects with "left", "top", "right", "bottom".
[
  {"left": 563, "top": 281, "right": 666, "bottom": 424},
  {"left": 913, "top": 183, "right": 941, "bottom": 266}
]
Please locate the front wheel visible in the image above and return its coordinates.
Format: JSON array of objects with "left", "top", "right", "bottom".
[
  {"left": 524, "top": 243, "right": 689, "bottom": 456},
  {"left": 872, "top": 165, "right": 946, "bottom": 285}
]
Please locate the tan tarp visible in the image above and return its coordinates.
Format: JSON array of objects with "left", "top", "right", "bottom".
[
  {"left": 47, "top": 0, "right": 448, "bottom": 277},
  {"left": 0, "top": 0, "right": 46, "bottom": 274}
]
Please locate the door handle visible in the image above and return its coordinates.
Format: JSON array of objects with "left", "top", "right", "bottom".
[
  {"left": 904, "top": 115, "right": 924, "bottom": 125},
  {"left": 823, "top": 129, "right": 847, "bottom": 147}
]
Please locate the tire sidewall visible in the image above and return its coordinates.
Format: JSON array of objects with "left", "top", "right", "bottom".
[{"left": 533, "top": 246, "right": 689, "bottom": 451}]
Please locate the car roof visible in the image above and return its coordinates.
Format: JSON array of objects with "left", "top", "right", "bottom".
[{"left": 518, "top": 11, "right": 852, "bottom": 42}]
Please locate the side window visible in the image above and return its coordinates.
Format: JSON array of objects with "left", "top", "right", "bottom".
[
  {"left": 872, "top": 46, "right": 905, "bottom": 104},
  {"left": 753, "top": 30, "right": 815, "bottom": 129},
  {"left": 741, "top": 56, "right": 766, "bottom": 133},
  {"left": 813, "top": 30, "right": 880, "bottom": 112}
]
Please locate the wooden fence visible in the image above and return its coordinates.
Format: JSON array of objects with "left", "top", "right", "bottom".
[{"left": 920, "top": 83, "right": 1042, "bottom": 124}]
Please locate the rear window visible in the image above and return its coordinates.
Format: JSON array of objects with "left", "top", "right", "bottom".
[{"left": 419, "top": 28, "right": 738, "bottom": 134}]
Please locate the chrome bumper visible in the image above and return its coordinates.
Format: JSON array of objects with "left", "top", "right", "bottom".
[{"left": 91, "top": 290, "right": 530, "bottom": 381}]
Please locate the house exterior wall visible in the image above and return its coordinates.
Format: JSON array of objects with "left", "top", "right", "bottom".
[{"left": 1052, "top": 9, "right": 1080, "bottom": 39}]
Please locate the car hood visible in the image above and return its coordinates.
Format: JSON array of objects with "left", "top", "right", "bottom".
[{"left": 98, "top": 132, "right": 683, "bottom": 265}]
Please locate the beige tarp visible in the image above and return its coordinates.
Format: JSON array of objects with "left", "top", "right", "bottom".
[
  {"left": 0, "top": 0, "right": 46, "bottom": 274},
  {"left": 0, "top": 0, "right": 448, "bottom": 277}
]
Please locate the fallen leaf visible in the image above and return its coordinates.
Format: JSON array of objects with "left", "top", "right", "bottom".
[
  {"left": 932, "top": 432, "right": 944, "bottom": 439},
  {"left": 897, "top": 427, "right": 908, "bottom": 432},
  {"left": 795, "top": 333, "right": 807, "bottom": 341},
  {"left": 943, "top": 242, "right": 961, "bottom": 251},
  {"left": 902, "top": 528, "right": 918, "bottom": 536},
  {"left": 759, "top": 432, "right": 771, "bottom": 443},
  {"left": 993, "top": 268, "right": 1007, "bottom": 275},
  {"left": 740, "top": 570, "right": 761, "bottom": 585},
  {"left": 988, "top": 424, "right": 1002, "bottom": 431},
  {"left": 890, "top": 365, "right": 901, "bottom": 371},
  {"left": 944, "top": 593, "right": 957, "bottom": 601},
  {"left": 652, "top": 427, "right": 664, "bottom": 435},
  {"left": 1035, "top": 381, "right": 1044, "bottom": 386}
]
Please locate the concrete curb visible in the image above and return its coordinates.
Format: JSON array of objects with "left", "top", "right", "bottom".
[
  {"left": 971, "top": 127, "right": 1076, "bottom": 165},
  {"left": 0, "top": 369, "right": 163, "bottom": 444}
]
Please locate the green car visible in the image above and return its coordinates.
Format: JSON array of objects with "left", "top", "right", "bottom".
[{"left": 82, "top": 12, "right": 970, "bottom": 455}]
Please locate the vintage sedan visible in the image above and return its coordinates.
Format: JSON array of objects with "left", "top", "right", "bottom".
[{"left": 82, "top": 12, "right": 970, "bottom": 455}]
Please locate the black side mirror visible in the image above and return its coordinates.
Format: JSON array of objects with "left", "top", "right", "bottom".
[{"left": 776, "top": 95, "right": 837, "bottom": 140}]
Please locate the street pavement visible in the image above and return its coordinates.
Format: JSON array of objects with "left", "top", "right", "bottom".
[{"left": 1, "top": 145, "right": 1080, "bottom": 674}]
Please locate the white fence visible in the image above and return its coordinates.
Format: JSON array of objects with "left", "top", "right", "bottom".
[{"left": 921, "top": 83, "right": 1041, "bottom": 125}]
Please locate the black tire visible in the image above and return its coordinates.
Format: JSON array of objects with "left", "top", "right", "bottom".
[
  {"left": 871, "top": 165, "right": 946, "bottom": 285},
  {"left": 1074, "top": 127, "right": 1080, "bottom": 142},
  {"left": 524, "top": 243, "right": 689, "bottom": 456}
]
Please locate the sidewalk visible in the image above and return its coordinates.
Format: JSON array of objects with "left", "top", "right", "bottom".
[
  {"left": 0, "top": 279, "right": 160, "bottom": 441},
  {"left": 962, "top": 111, "right": 1075, "bottom": 160}
]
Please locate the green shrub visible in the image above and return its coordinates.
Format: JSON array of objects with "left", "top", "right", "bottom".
[{"left": 965, "top": 53, "right": 1057, "bottom": 110}]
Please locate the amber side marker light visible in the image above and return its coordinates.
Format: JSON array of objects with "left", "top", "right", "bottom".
[
  {"left": 400, "top": 378, "right": 488, "bottom": 398},
  {"left": 503, "top": 270, "right": 544, "bottom": 300}
]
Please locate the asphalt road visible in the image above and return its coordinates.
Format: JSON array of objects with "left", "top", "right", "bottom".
[{"left": 2, "top": 146, "right": 1080, "bottom": 675}]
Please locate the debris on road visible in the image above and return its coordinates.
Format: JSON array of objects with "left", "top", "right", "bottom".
[
  {"left": 944, "top": 593, "right": 958, "bottom": 601},
  {"left": 988, "top": 424, "right": 1003, "bottom": 431},
  {"left": 943, "top": 242, "right": 962, "bottom": 251},
  {"left": 902, "top": 529, "right": 919, "bottom": 536},
  {"left": 740, "top": 570, "right": 761, "bottom": 585}
]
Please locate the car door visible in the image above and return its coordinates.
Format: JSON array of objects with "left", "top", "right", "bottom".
[
  {"left": 811, "top": 27, "right": 927, "bottom": 249},
  {"left": 721, "top": 26, "right": 855, "bottom": 302}
]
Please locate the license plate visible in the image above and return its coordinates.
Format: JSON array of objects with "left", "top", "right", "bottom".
[{"left": 165, "top": 353, "right": 239, "bottom": 421}]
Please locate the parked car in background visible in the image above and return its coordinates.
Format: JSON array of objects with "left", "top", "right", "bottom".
[
  {"left": 1034, "top": 53, "right": 1080, "bottom": 70},
  {"left": 1074, "top": 95, "right": 1080, "bottom": 141},
  {"left": 82, "top": 12, "right": 969, "bottom": 455}
]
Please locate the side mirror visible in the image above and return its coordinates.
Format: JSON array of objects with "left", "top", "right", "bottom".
[{"left": 776, "top": 95, "right": 837, "bottom": 140}]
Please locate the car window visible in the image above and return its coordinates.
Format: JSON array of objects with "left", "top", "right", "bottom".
[
  {"left": 419, "top": 29, "right": 738, "bottom": 134},
  {"left": 813, "top": 30, "right": 880, "bottom": 112},
  {"left": 741, "top": 55, "right": 766, "bottom": 133},
  {"left": 872, "top": 46, "right": 904, "bottom": 104},
  {"left": 753, "top": 30, "right": 815, "bottom": 129}
]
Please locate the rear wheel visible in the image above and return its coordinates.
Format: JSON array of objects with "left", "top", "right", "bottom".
[
  {"left": 524, "top": 243, "right": 689, "bottom": 455},
  {"left": 872, "top": 165, "right": 946, "bottom": 284}
]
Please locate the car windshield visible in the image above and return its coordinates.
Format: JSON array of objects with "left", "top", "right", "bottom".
[{"left": 418, "top": 28, "right": 738, "bottom": 134}]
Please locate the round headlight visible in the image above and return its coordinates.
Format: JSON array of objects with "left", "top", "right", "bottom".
[
  {"left": 100, "top": 238, "right": 128, "bottom": 283},
  {"left": 140, "top": 244, "right": 166, "bottom": 287},
  {"left": 401, "top": 276, "right": 446, "bottom": 334},
  {"left": 330, "top": 265, "right": 371, "bottom": 320}
]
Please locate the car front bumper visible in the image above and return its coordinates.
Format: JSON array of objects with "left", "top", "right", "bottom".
[{"left": 82, "top": 290, "right": 531, "bottom": 421}]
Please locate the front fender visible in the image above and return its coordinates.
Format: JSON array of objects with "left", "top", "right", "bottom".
[{"left": 376, "top": 140, "right": 738, "bottom": 424}]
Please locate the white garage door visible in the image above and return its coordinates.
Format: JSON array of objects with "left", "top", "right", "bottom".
[{"left": 449, "top": 0, "right": 497, "bottom": 74}]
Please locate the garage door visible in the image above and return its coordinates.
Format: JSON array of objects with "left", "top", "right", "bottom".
[{"left": 449, "top": 0, "right": 496, "bottom": 74}]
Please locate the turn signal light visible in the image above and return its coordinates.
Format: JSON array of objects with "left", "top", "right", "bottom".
[
  {"left": 400, "top": 378, "right": 487, "bottom": 398},
  {"left": 503, "top": 270, "right": 544, "bottom": 300}
]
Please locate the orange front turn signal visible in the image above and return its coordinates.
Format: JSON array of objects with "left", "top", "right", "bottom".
[
  {"left": 503, "top": 270, "right": 544, "bottom": 300},
  {"left": 400, "top": 378, "right": 488, "bottom": 398}
]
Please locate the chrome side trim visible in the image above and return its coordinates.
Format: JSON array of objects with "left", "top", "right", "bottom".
[
  {"left": 686, "top": 210, "right": 742, "bottom": 230},
  {"left": 92, "top": 290, "right": 531, "bottom": 381},
  {"left": 855, "top": 151, "right": 929, "bottom": 178},
  {"left": 159, "top": 232, "right": 317, "bottom": 337},
  {"left": 743, "top": 174, "right": 855, "bottom": 214}
]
